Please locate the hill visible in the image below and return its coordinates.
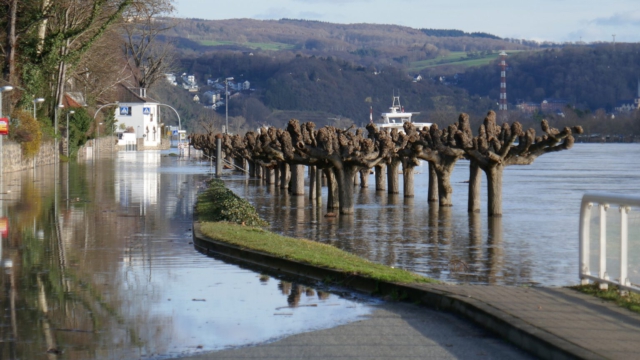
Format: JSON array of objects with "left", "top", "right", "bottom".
[
  {"left": 458, "top": 43, "right": 640, "bottom": 111},
  {"left": 164, "top": 18, "right": 531, "bottom": 73}
]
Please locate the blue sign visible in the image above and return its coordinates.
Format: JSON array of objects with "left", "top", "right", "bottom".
[
  {"left": 120, "top": 107, "right": 131, "bottom": 116},
  {"left": 142, "top": 107, "right": 151, "bottom": 115},
  {"left": 172, "top": 130, "right": 178, "bottom": 136}
]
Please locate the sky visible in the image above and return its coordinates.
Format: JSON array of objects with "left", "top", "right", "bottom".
[{"left": 174, "top": 0, "right": 640, "bottom": 43}]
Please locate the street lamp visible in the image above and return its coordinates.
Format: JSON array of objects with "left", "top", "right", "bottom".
[
  {"left": 66, "top": 110, "right": 75, "bottom": 157},
  {"left": 225, "top": 77, "right": 233, "bottom": 134},
  {"left": 0, "top": 86, "right": 13, "bottom": 194},
  {"left": 96, "top": 122, "right": 102, "bottom": 160},
  {"left": 55, "top": 104, "right": 64, "bottom": 164},
  {"left": 32, "top": 97, "right": 44, "bottom": 119}
]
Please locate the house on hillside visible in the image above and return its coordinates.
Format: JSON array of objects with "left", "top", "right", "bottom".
[
  {"left": 516, "top": 102, "right": 541, "bottom": 113},
  {"left": 614, "top": 79, "right": 640, "bottom": 113},
  {"left": 114, "top": 86, "right": 162, "bottom": 148},
  {"left": 541, "top": 98, "right": 569, "bottom": 113}
]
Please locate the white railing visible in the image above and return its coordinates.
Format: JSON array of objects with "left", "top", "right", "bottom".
[{"left": 580, "top": 192, "right": 640, "bottom": 293}]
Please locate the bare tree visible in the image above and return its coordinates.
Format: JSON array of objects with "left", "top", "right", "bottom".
[
  {"left": 121, "top": 0, "right": 175, "bottom": 89},
  {"left": 456, "top": 110, "right": 583, "bottom": 217}
]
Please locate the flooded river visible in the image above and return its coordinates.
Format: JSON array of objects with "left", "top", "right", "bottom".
[
  {"left": 226, "top": 143, "right": 640, "bottom": 287},
  {"left": 0, "top": 151, "right": 374, "bottom": 359}
]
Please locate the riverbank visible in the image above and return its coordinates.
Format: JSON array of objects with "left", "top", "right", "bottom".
[{"left": 194, "top": 179, "right": 640, "bottom": 359}]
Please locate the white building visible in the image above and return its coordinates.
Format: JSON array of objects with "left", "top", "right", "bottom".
[{"left": 114, "top": 86, "right": 162, "bottom": 147}]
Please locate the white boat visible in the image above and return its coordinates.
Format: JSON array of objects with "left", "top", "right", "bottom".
[{"left": 371, "top": 95, "right": 431, "bottom": 132}]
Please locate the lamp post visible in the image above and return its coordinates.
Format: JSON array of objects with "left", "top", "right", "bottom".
[
  {"left": 32, "top": 98, "right": 44, "bottom": 119},
  {"left": 66, "top": 110, "right": 74, "bottom": 157},
  {"left": 0, "top": 86, "right": 13, "bottom": 195},
  {"left": 55, "top": 104, "right": 64, "bottom": 163},
  {"left": 157, "top": 104, "right": 181, "bottom": 147},
  {"left": 97, "top": 122, "right": 102, "bottom": 159},
  {"left": 225, "top": 77, "right": 233, "bottom": 134}
]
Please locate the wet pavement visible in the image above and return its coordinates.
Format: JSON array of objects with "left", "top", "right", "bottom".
[{"left": 0, "top": 151, "right": 377, "bottom": 359}]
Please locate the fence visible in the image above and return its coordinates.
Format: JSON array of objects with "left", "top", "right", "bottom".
[{"left": 580, "top": 192, "right": 640, "bottom": 293}]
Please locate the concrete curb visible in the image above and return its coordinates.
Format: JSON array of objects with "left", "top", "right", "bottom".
[{"left": 193, "top": 221, "right": 604, "bottom": 360}]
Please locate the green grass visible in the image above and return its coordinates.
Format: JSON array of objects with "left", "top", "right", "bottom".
[
  {"left": 569, "top": 284, "right": 640, "bottom": 314},
  {"left": 198, "top": 221, "right": 437, "bottom": 284},
  {"left": 408, "top": 50, "right": 524, "bottom": 72},
  {"left": 198, "top": 40, "right": 294, "bottom": 51}
]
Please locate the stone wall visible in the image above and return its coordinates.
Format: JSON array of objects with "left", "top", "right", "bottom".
[
  {"left": 1, "top": 140, "right": 57, "bottom": 173},
  {"left": 1, "top": 136, "right": 174, "bottom": 173}
]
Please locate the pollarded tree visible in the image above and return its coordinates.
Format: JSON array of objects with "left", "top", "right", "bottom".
[
  {"left": 286, "top": 119, "right": 393, "bottom": 215},
  {"left": 456, "top": 110, "right": 583, "bottom": 217},
  {"left": 404, "top": 117, "right": 469, "bottom": 207}
]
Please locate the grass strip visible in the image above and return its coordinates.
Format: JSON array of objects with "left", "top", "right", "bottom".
[
  {"left": 198, "top": 221, "right": 437, "bottom": 284},
  {"left": 569, "top": 284, "right": 640, "bottom": 314}
]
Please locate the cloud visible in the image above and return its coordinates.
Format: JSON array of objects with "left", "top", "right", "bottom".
[
  {"left": 589, "top": 12, "right": 640, "bottom": 27},
  {"left": 253, "top": 7, "right": 294, "bottom": 20}
]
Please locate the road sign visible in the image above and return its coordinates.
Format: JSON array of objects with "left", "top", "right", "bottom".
[
  {"left": 172, "top": 130, "right": 178, "bottom": 136},
  {"left": 143, "top": 107, "right": 151, "bottom": 115}
]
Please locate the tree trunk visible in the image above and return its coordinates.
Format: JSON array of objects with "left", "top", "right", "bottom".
[
  {"left": 291, "top": 164, "right": 305, "bottom": 195},
  {"left": 359, "top": 169, "right": 369, "bottom": 188},
  {"left": 402, "top": 161, "right": 415, "bottom": 197},
  {"left": 255, "top": 163, "right": 262, "bottom": 179},
  {"left": 486, "top": 164, "right": 504, "bottom": 217},
  {"left": 353, "top": 171, "right": 360, "bottom": 185},
  {"left": 435, "top": 161, "right": 456, "bottom": 207},
  {"left": 428, "top": 162, "right": 438, "bottom": 202},
  {"left": 274, "top": 163, "right": 281, "bottom": 185},
  {"left": 234, "top": 156, "right": 244, "bottom": 172},
  {"left": 279, "top": 162, "right": 290, "bottom": 189},
  {"left": 335, "top": 165, "right": 358, "bottom": 214},
  {"left": 375, "top": 164, "right": 386, "bottom": 191},
  {"left": 468, "top": 160, "right": 481, "bottom": 213},
  {"left": 387, "top": 159, "right": 400, "bottom": 194},
  {"left": 248, "top": 160, "right": 256, "bottom": 178},
  {"left": 5, "top": 0, "right": 17, "bottom": 83},
  {"left": 323, "top": 168, "right": 339, "bottom": 210},
  {"left": 36, "top": 0, "right": 51, "bottom": 55},
  {"left": 308, "top": 166, "right": 316, "bottom": 200},
  {"left": 265, "top": 167, "right": 275, "bottom": 185}
]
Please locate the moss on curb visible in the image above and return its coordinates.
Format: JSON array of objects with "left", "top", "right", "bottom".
[
  {"left": 195, "top": 180, "right": 437, "bottom": 285},
  {"left": 568, "top": 284, "right": 640, "bottom": 314}
]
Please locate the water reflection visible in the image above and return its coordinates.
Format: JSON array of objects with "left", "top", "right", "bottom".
[
  {"left": 0, "top": 152, "right": 374, "bottom": 359},
  {"left": 227, "top": 144, "right": 640, "bottom": 287}
]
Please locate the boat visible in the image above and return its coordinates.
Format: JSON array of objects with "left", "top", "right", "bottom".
[{"left": 371, "top": 95, "right": 432, "bottom": 132}]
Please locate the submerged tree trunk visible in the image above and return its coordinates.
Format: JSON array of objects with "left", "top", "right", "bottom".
[
  {"left": 402, "top": 161, "right": 416, "bottom": 197},
  {"left": 434, "top": 161, "right": 457, "bottom": 207},
  {"left": 375, "top": 164, "right": 386, "bottom": 191},
  {"left": 324, "top": 168, "right": 339, "bottom": 210},
  {"left": 291, "top": 164, "right": 305, "bottom": 195},
  {"left": 335, "top": 165, "right": 358, "bottom": 214},
  {"left": 387, "top": 159, "right": 400, "bottom": 194},
  {"left": 265, "top": 167, "right": 275, "bottom": 185},
  {"left": 485, "top": 164, "right": 505, "bottom": 217},
  {"left": 279, "top": 162, "right": 290, "bottom": 189},
  {"left": 308, "top": 166, "right": 316, "bottom": 200},
  {"left": 359, "top": 169, "right": 369, "bottom": 188},
  {"left": 248, "top": 160, "right": 256, "bottom": 178},
  {"left": 468, "top": 160, "right": 481, "bottom": 213},
  {"left": 428, "top": 163, "right": 438, "bottom": 202}
]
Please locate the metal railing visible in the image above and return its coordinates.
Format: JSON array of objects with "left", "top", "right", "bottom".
[{"left": 580, "top": 192, "right": 640, "bottom": 293}]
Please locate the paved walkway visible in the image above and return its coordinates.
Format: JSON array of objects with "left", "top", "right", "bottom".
[
  {"left": 181, "top": 300, "right": 535, "bottom": 360},
  {"left": 192, "top": 225, "right": 640, "bottom": 359},
  {"left": 418, "top": 284, "right": 640, "bottom": 359}
]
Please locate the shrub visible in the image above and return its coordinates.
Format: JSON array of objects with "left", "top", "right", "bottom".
[{"left": 196, "top": 179, "right": 268, "bottom": 227}]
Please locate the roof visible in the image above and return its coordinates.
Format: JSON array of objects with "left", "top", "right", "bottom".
[{"left": 116, "top": 84, "right": 159, "bottom": 104}]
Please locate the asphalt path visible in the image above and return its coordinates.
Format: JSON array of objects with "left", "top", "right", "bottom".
[{"left": 179, "top": 300, "right": 535, "bottom": 360}]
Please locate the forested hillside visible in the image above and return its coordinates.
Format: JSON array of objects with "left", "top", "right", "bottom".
[
  {"left": 165, "top": 18, "right": 530, "bottom": 71},
  {"left": 459, "top": 44, "right": 640, "bottom": 111},
  {"left": 181, "top": 52, "right": 495, "bottom": 129}
]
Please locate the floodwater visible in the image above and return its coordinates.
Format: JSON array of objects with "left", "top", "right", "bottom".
[
  {"left": 226, "top": 143, "right": 640, "bottom": 287},
  {"left": 0, "top": 151, "right": 374, "bottom": 360}
]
